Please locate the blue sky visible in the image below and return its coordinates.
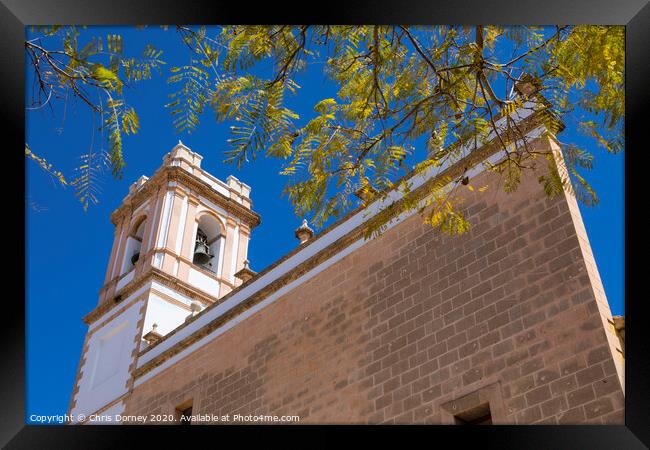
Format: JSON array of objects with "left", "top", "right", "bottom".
[{"left": 25, "top": 26, "right": 624, "bottom": 422}]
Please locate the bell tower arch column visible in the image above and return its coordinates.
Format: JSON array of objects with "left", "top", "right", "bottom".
[
  {"left": 161, "top": 188, "right": 189, "bottom": 276},
  {"left": 177, "top": 194, "right": 200, "bottom": 279},
  {"left": 221, "top": 216, "right": 240, "bottom": 291}
]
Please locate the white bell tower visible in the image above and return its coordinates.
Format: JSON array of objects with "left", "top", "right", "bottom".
[{"left": 68, "top": 142, "right": 260, "bottom": 423}]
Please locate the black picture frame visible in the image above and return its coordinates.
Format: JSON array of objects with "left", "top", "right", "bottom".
[{"left": 5, "top": 1, "right": 648, "bottom": 447}]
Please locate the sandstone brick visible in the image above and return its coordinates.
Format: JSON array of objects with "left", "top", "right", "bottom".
[
  {"left": 528, "top": 339, "right": 551, "bottom": 357},
  {"left": 586, "top": 345, "right": 611, "bottom": 365},
  {"left": 505, "top": 348, "right": 529, "bottom": 367},
  {"left": 584, "top": 397, "right": 614, "bottom": 420},
  {"left": 540, "top": 395, "right": 569, "bottom": 417},
  {"left": 593, "top": 375, "right": 622, "bottom": 397},
  {"left": 500, "top": 319, "right": 524, "bottom": 339},
  {"left": 535, "top": 368, "right": 560, "bottom": 385},
  {"left": 447, "top": 332, "right": 468, "bottom": 350},
  {"left": 475, "top": 304, "right": 497, "bottom": 323},
  {"left": 510, "top": 375, "right": 535, "bottom": 397},
  {"left": 467, "top": 322, "right": 489, "bottom": 341},
  {"left": 576, "top": 364, "right": 605, "bottom": 386},
  {"left": 478, "top": 330, "right": 500, "bottom": 349},
  {"left": 567, "top": 385, "right": 596, "bottom": 408},
  {"left": 525, "top": 385, "right": 551, "bottom": 406},
  {"left": 462, "top": 368, "right": 483, "bottom": 386},
  {"left": 516, "top": 405, "right": 542, "bottom": 424},
  {"left": 521, "top": 357, "right": 544, "bottom": 376},
  {"left": 459, "top": 340, "right": 481, "bottom": 359},
  {"left": 550, "top": 374, "right": 578, "bottom": 396},
  {"left": 438, "top": 349, "right": 459, "bottom": 368},
  {"left": 484, "top": 358, "right": 506, "bottom": 377},
  {"left": 557, "top": 406, "right": 586, "bottom": 424},
  {"left": 559, "top": 354, "right": 587, "bottom": 376},
  {"left": 492, "top": 339, "right": 514, "bottom": 358},
  {"left": 505, "top": 395, "right": 527, "bottom": 415}
]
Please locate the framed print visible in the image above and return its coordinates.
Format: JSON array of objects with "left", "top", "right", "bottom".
[{"left": 5, "top": 0, "right": 648, "bottom": 447}]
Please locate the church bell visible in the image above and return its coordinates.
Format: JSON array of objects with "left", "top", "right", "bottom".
[{"left": 193, "top": 229, "right": 213, "bottom": 265}]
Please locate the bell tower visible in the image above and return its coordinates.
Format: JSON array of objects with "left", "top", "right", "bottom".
[{"left": 68, "top": 142, "right": 260, "bottom": 423}]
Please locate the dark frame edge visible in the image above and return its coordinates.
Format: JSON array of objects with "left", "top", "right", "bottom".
[
  {"left": 0, "top": 0, "right": 26, "bottom": 448},
  {"left": 3, "top": 0, "right": 649, "bottom": 448},
  {"left": 624, "top": 1, "right": 650, "bottom": 447}
]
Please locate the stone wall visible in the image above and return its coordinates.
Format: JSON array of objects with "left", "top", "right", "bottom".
[{"left": 123, "top": 135, "right": 624, "bottom": 424}]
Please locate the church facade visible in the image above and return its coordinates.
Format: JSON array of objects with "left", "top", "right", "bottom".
[{"left": 69, "top": 112, "right": 624, "bottom": 424}]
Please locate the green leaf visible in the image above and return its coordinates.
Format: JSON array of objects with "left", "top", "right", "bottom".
[{"left": 91, "top": 64, "right": 123, "bottom": 92}]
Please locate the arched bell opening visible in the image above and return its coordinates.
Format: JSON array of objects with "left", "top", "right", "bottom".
[
  {"left": 193, "top": 214, "right": 224, "bottom": 275},
  {"left": 121, "top": 216, "right": 147, "bottom": 274}
]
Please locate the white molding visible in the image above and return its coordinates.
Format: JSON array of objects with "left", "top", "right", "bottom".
[
  {"left": 175, "top": 195, "right": 189, "bottom": 255},
  {"left": 153, "top": 251, "right": 164, "bottom": 269},
  {"left": 149, "top": 280, "right": 195, "bottom": 307},
  {"left": 116, "top": 269, "right": 135, "bottom": 293},
  {"left": 109, "top": 223, "right": 125, "bottom": 280},
  {"left": 156, "top": 191, "right": 174, "bottom": 249},
  {"left": 132, "top": 198, "right": 148, "bottom": 218},
  {"left": 216, "top": 235, "right": 226, "bottom": 278},
  {"left": 188, "top": 267, "right": 221, "bottom": 295},
  {"left": 144, "top": 192, "right": 161, "bottom": 251},
  {"left": 200, "top": 173, "right": 231, "bottom": 197},
  {"left": 197, "top": 195, "right": 230, "bottom": 220},
  {"left": 89, "top": 281, "right": 153, "bottom": 332},
  {"left": 229, "top": 224, "right": 240, "bottom": 283}
]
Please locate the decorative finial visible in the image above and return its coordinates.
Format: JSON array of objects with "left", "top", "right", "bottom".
[
  {"left": 178, "top": 139, "right": 183, "bottom": 145},
  {"left": 190, "top": 300, "right": 202, "bottom": 315},
  {"left": 235, "top": 259, "right": 257, "bottom": 284},
  {"left": 143, "top": 322, "right": 162, "bottom": 345},
  {"left": 354, "top": 184, "right": 379, "bottom": 203},
  {"left": 295, "top": 219, "right": 314, "bottom": 244}
]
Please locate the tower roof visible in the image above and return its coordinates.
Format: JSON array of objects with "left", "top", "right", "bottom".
[{"left": 110, "top": 143, "right": 260, "bottom": 229}]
